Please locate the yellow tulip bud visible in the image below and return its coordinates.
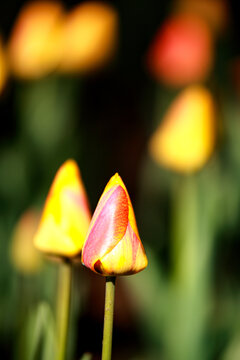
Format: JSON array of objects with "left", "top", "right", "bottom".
[
  {"left": 59, "top": 2, "right": 118, "bottom": 73},
  {"left": 149, "top": 86, "right": 216, "bottom": 173},
  {"left": 10, "top": 209, "right": 42, "bottom": 274},
  {"left": 82, "top": 173, "right": 148, "bottom": 276},
  {"left": 8, "top": 1, "right": 64, "bottom": 79},
  {"left": 34, "top": 160, "right": 91, "bottom": 258}
]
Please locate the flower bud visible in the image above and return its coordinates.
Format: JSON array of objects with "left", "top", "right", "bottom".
[
  {"left": 147, "top": 14, "right": 213, "bottom": 87},
  {"left": 82, "top": 173, "right": 148, "bottom": 276},
  {"left": 8, "top": 1, "right": 64, "bottom": 79},
  {"left": 34, "top": 160, "right": 91, "bottom": 257},
  {"left": 149, "top": 86, "right": 216, "bottom": 173},
  {"left": 59, "top": 2, "right": 118, "bottom": 73},
  {"left": 10, "top": 209, "right": 42, "bottom": 274}
]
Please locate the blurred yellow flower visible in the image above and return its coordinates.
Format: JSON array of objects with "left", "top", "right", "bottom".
[
  {"left": 59, "top": 2, "right": 118, "bottom": 73},
  {"left": 34, "top": 159, "right": 91, "bottom": 258},
  {"left": 149, "top": 86, "right": 216, "bottom": 173},
  {"left": 10, "top": 209, "right": 42, "bottom": 274},
  {"left": 0, "top": 37, "right": 7, "bottom": 93},
  {"left": 8, "top": 1, "right": 64, "bottom": 79}
]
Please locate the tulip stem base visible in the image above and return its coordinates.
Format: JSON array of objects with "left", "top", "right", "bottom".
[
  {"left": 56, "top": 260, "right": 72, "bottom": 360},
  {"left": 102, "top": 276, "right": 116, "bottom": 360}
]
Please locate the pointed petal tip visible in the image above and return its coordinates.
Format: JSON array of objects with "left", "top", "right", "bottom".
[
  {"left": 59, "top": 158, "right": 79, "bottom": 173},
  {"left": 100, "top": 172, "right": 127, "bottom": 200},
  {"left": 51, "top": 158, "right": 84, "bottom": 192},
  {"left": 107, "top": 172, "right": 126, "bottom": 190},
  {"left": 110, "top": 172, "right": 122, "bottom": 183}
]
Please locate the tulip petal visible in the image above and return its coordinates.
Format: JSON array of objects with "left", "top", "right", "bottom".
[
  {"left": 94, "top": 223, "right": 148, "bottom": 275},
  {"left": 99, "top": 173, "right": 140, "bottom": 238},
  {"left": 34, "top": 160, "right": 91, "bottom": 257},
  {"left": 82, "top": 185, "right": 129, "bottom": 269}
]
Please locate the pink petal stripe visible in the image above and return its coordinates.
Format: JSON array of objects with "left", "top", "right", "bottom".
[
  {"left": 82, "top": 186, "right": 128, "bottom": 269},
  {"left": 87, "top": 185, "right": 117, "bottom": 234},
  {"left": 127, "top": 224, "right": 139, "bottom": 266}
]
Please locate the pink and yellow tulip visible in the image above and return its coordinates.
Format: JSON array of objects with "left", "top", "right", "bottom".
[
  {"left": 34, "top": 159, "right": 91, "bottom": 258},
  {"left": 82, "top": 173, "right": 148, "bottom": 276}
]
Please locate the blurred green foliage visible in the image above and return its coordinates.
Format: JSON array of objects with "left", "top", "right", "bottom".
[{"left": 1, "top": 0, "right": 240, "bottom": 359}]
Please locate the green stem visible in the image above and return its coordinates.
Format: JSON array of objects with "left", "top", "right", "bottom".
[
  {"left": 171, "top": 175, "right": 198, "bottom": 288},
  {"left": 56, "top": 260, "right": 72, "bottom": 360},
  {"left": 102, "top": 276, "right": 116, "bottom": 360},
  {"left": 168, "top": 175, "right": 204, "bottom": 360}
]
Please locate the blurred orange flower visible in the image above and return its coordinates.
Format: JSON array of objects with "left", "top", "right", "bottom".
[
  {"left": 8, "top": 1, "right": 64, "bottom": 79},
  {"left": 174, "top": 0, "right": 229, "bottom": 35},
  {"left": 147, "top": 14, "right": 213, "bottom": 87},
  {"left": 34, "top": 160, "right": 91, "bottom": 258},
  {"left": 59, "top": 2, "right": 118, "bottom": 73},
  {"left": 82, "top": 173, "right": 148, "bottom": 276},
  {"left": 10, "top": 209, "right": 42, "bottom": 274},
  {"left": 0, "top": 37, "right": 7, "bottom": 93},
  {"left": 149, "top": 86, "right": 216, "bottom": 173}
]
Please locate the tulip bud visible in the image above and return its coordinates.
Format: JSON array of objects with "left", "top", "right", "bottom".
[
  {"left": 8, "top": 1, "right": 64, "bottom": 79},
  {"left": 10, "top": 209, "right": 42, "bottom": 274},
  {"left": 59, "top": 2, "right": 118, "bottom": 73},
  {"left": 149, "top": 86, "right": 215, "bottom": 173},
  {"left": 34, "top": 160, "right": 91, "bottom": 257},
  {"left": 82, "top": 173, "right": 148, "bottom": 276},
  {"left": 0, "top": 37, "right": 7, "bottom": 93},
  {"left": 147, "top": 14, "right": 213, "bottom": 87}
]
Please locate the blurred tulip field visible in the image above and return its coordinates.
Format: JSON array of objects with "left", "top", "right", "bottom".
[{"left": 1, "top": 0, "right": 240, "bottom": 359}]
